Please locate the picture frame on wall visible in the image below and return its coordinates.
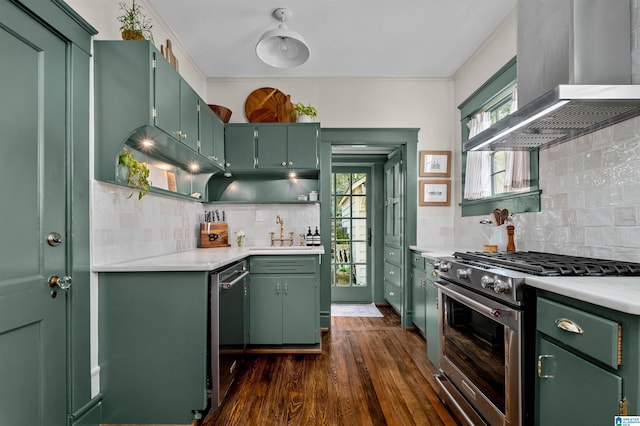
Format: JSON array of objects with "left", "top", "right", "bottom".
[
  {"left": 419, "top": 150, "right": 451, "bottom": 177},
  {"left": 419, "top": 180, "right": 451, "bottom": 206}
]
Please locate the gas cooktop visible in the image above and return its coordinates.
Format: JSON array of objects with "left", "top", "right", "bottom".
[{"left": 454, "top": 251, "right": 640, "bottom": 277}]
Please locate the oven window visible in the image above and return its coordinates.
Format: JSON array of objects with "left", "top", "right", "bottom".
[{"left": 442, "top": 294, "right": 506, "bottom": 413}]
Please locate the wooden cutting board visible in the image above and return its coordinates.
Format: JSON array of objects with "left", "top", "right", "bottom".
[{"left": 244, "top": 87, "right": 293, "bottom": 122}]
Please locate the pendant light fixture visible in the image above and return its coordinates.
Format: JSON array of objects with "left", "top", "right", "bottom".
[{"left": 256, "top": 8, "right": 309, "bottom": 68}]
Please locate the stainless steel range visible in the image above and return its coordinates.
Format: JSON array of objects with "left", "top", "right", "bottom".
[{"left": 433, "top": 251, "right": 640, "bottom": 426}]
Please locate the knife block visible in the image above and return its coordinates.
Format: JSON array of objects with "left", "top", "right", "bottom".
[{"left": 199, "top": 222, "right": 231, "bottom": 248}]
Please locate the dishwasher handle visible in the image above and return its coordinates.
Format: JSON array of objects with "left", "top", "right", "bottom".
[{"left": 219, "top": 270, "right": 249, "bottom": 290}]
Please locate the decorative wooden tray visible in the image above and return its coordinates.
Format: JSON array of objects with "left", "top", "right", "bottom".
[{"left": 244, "top": 87, "right": 293, "bottom": 123}]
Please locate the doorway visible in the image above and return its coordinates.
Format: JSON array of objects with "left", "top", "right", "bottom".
[{"left": 330, "top": 167, "right": 371, "bottom": 303}]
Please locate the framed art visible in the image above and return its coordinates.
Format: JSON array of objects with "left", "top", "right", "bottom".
[
  {"left": 419, "top": 180, "right": 451, "bottom": 206},
  {"left": 419, "top": 150, "right": 451, "bottom": 177}
]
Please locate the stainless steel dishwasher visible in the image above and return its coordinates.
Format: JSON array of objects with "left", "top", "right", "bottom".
[{"left": 209, "top": 260, "right": 249, "bottom": 408}]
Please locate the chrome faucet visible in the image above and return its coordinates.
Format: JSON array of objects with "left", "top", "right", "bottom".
[{"left": 270, "top": 215, "right": 294, "bottom": 246}]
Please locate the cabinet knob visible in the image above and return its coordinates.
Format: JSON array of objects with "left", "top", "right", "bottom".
[
  {"left": 288, "top": 161, "right": 293, "bottom": 166},
  {"left": 225, "top": 162, "right": 231, "bottom": 168},
  {"left": 389, "top": 291, "right": 395, "bottom": 297},
  {"left": 388, "top": 270, "right": 394, "bottom": 276},
  {"left": 281, "top": 161, "right": 287, "bottom": 166}
]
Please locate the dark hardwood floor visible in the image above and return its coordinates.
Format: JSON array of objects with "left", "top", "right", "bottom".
[{"left": 203, "top": 305, "right": 459, "bottom": 425}]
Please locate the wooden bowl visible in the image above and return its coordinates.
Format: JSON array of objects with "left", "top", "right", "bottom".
[{"left": 208, "top": 104, "right": 232, "bottom": 123}]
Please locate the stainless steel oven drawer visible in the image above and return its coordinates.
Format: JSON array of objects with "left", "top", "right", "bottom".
[{"left": 537, "top": 297, "right": 621, "bottom": 369}]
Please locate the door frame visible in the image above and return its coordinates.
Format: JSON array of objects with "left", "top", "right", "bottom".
[{"left": 319, "top": 129, "right": 418, "bottom": 328}]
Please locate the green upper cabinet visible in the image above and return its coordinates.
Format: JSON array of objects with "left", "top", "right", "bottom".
[
  {"left": 224, "top": 125, "right": 256, "bottom": 170},
  {"left": 256, "top": 125, "right": 288, "bottom": 168},
  {"left": 199, "top": 100, "right": 225, "bottom": 169},
  {"left": 224, "top": 123, "right": 319, "bottom": 172},
  {"left": 287, "top": 124, "right": 319, "bottom": 169},
  {"left": 93, "top": 40, "right": 224, "bottom": 200}
]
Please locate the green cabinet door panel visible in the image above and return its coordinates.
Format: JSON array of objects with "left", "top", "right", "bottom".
[
  {"left": 256, "top": 125, "right": 288, "bottom": 169},
  {"left": 153, "top": 52, "right": 181, "bottom": 140},
  {"left": 212, "top": 110, "right": 226, "bottom": 168},
  {"left": 283, "top": 275, "right": 317, "bottom": 344},
  {"left": 0, "top": 1, "right": 94, "bottom": 423},
  {"left": 411, "top": 265, "right": 427, "bottom": 334},
  {"left": 425, "top": 271, "right": 440, "bottom": 368},
  {"left": 180, "top": 81, "right": 200, "bottom": 151},
  {"left": 98, "top": 272, "right": 209, "bottom": 424},
  {"left": 199, "top": 99, "right": 225, "bottom": 168},
  {"left": 249, "top": 275, "right": 284, "bottom": 345},
  {"left": 288, "top": 124, "right": 318, "bottom": 169},
  {"left": 224, "top": 125, "right": 256, "bottom": 170},
  {"left": 199, "top": 100, "right": 215, "bottom": 159},
  {"left": 536, "top": 338, "right": 622, "bottom": 426}
]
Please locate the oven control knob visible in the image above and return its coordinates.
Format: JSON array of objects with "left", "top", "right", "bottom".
[
  {"left": 493, "top": 279, "right": 511, "bottom": 294},
  {"left": 456, "top": 268, "right": 470, "bottom": 279},
  {"left": 438, "top": 262, "right": 451, "bottom": 272},
  {"left": 480, "top": 276, "right": 495, "bottom": 289}
]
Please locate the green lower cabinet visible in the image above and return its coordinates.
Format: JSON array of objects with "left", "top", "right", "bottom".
[
  {"left": 536, "top": 338, "right": 622, "bottom": 425},
  {"left": 249, "top": 256, "right": 319, "bottom": 345},
  {"left": 411, "top": 262, "right": 427, "bottom": 334},
  {"left": 425, "top": 264, "right": 439, "bottom": 368},
  {"left": 98, "top": 271, "right": 209, "bottom": 424},
  {"left": 535, "top": 291, "right": 640, "bottom": 424}
]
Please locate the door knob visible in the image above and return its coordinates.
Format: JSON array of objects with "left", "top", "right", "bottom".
[{"left": 48, "top": 275, "right": 72, "bottom": 290}]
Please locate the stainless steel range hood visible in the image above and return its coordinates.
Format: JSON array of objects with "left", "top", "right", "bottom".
[{"left": 464, "top": 0, "right": 640, "bottom": 151}]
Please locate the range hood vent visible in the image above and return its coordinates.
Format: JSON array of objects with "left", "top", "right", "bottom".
[{"left": 464, "top": 0, "right": 640, "bottom": 151}]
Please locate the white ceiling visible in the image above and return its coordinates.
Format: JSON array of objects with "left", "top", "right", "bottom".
[{"left": 149, "top": 0, "right": 516, "bottom": 79}]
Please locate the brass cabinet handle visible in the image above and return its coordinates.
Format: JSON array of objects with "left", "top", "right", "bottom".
[
  {"left": 556, "top": 318, "right": 583, "bottom": 334},
  {"left": 537, "top": 354, "right": 555, "bottom": 379}
]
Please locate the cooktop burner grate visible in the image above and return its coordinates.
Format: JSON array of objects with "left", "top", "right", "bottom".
[{"left": 454, "top": 251, "right": 640, "bottom": 277}]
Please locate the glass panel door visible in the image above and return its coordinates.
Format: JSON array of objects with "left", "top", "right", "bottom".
[{"left": 331, "top": 168, "right": 371, "bottom": 302}]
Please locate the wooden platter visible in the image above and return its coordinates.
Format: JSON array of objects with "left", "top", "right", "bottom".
[{"left": 244, "top": 87, "right": 293, "bottom": 122}]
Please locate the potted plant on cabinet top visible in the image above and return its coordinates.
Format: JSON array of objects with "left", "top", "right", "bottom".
[
  {"left": 293, "top": 102, "right": 317, "bottom": 122},
  {"left": 118, "top": 150, "right": 151, "bottom": 199},
  {"left": 117, "top": 0, "right": 154, "bottom": 42}
]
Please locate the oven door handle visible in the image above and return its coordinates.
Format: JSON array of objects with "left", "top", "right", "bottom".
[
  {"left": 434, "top": 280, "right": 517, "bottom": 319},
  {"left": 219, "top": 270, "right": 249, "bottom": 290}
]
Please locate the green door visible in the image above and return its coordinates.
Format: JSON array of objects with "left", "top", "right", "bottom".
[
  {"left": 0, "top": 4, "right": 69, "bottom": 425},
  {"left": 330, "top": 168, "right": 372, "bottom": 302}
]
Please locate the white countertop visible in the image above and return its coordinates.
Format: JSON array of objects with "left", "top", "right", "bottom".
[
  {"left": 92, "top": 246, "right": 325, "bottom": 272},
  {"left": 524, "top": 276, "right": 640, "bottom": 315}
]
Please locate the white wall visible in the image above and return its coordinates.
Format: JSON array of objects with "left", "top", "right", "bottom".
[{"left": 208, "top": 77, "right": 457, "bottom": 246}]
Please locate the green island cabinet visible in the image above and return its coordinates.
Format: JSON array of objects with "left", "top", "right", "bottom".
[
  {"left": 224, "top": 123, "right": 319, "bottom": 171},
  {"left": 535, "top": 291, "right": 640, "bottom": 425},
  {"left": 410, "top": 250, "right": 439, "bottom": 367},
  {"left": 98, "top": 271, "right": 210, "bottom": 424},
  {"left": 249, "top": 255, "right": 320, "bottom": 345},
  {"left": 93, "top": 40, "right": 224, "bottom": 200}
]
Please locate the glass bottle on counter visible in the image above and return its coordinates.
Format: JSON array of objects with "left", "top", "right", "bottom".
[
  {"left": 313, "top": 227, "right": 321, "bottom": 246},
  {"left": 305, "top": 227, "right": 314, "bottom": 246}
]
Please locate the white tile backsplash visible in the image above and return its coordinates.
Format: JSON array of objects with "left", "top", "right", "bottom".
[
  {"left": 454, "top": 115, "right": 640, "bottom": 262},
  {"left": 91, "top": 181, "right": 321, "bottom": 265}
]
